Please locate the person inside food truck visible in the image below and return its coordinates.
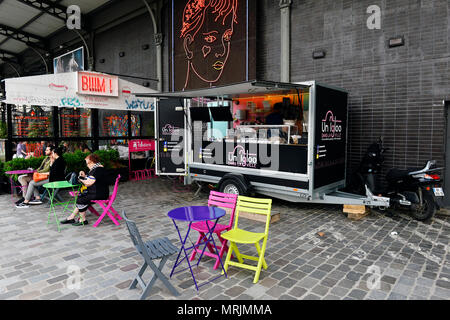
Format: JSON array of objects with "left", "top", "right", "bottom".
[{"left": 265, "top": 103, "right": 284, "bottom": 125}]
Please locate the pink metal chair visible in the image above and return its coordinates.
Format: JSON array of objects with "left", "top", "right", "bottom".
[
  {"left": 90, "top": 174, "right": 122, "bottom": 227},
  {"left": 68, "top": 175, "right": 122, "bottom": 228},
  {"left": 189, "top": 191, "right": 238, "bottom": 270}
]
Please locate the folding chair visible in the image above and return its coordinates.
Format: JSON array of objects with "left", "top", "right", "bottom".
[
  {"left": 122, "top": 210, "right": 180, "bottom": 300},
  {"left": 221, "top": 196, "right": 272, "bottom": 283},
  {"left": 68, "top": 175, "right": 122, "bottom": 227},
  {"left": 90, "top": 174, "right": 122, "bottom": 227},
  {"left": 189, "top": 191, "right": 238, "bottom": 269}
]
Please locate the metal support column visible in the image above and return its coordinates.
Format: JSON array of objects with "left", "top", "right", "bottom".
[
  {"left": 279, "top": 0, "right": 292, "bottom": 83},
  {"left": 52, "top": 106, "right": 60, "bottom": 148},
  {"left": 91, "top": 108, "right": 99, "bottom": 151}
]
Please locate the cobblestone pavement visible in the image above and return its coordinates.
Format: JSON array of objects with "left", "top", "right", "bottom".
[{"left": 0, "top": 178, "right": 449, "bottom": 300}]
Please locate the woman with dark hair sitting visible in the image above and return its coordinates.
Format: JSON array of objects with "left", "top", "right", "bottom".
[{"left": 60, "top": 153, "right": 109, "bottom": 226}]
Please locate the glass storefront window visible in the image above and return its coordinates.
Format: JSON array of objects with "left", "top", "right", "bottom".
[
  {"left": 131, "top": 111, "right": 154, "bottom": 137},
  {"left": 59, "top": 107, "right": 92, "bottom": 137},
  {"left": 59, "top": 140, "right": 93, "bottom": 153},
  {"left": 12, "top": 105, "right": 53, "bottom": 138},
  {"left": 98, "top": 139, "right": 129, "bottom": 160},
  {"left": 99, "top": 110, "right": 129, "bottom": 137}
]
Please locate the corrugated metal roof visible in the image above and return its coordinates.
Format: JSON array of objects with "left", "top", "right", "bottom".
[{"left": 0, "top": 0, "right": 114, "bottom": 60}]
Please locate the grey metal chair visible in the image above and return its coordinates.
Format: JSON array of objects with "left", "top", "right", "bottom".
[{"left": 122, "top": 211, "right": 180, "bottom": 300}]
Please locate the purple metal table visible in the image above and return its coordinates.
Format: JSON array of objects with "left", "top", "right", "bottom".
[
  {"left": 5, "top": 170, "right": 35, "bottom": 203},
  {"left": 168, "top": 206, "right": 227, "bottom": 291}
]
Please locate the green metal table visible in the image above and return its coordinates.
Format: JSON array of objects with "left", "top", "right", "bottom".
[{"left": 43, "top": 181, "right": 80, "bottom": 232}]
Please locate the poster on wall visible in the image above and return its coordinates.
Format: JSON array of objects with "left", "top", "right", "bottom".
[
  {"left": 53, "top": 47, "right": 84, "bottom": 74},
  {"left": 170, "top": 0, "right": 256, "bottom": 91}
]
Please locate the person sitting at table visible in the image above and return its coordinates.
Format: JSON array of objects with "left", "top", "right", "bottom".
[
  {"left": 60, "top": 153, "right": 109, "bottom": 226},
  {"left": 16, "top": 145, "right": 54, "bottom": 205},
  {"left": 16, "top": 146, "right": 66, "bottom": 209}
]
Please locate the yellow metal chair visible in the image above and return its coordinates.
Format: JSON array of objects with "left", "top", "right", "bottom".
[{"left": 221, "top": 196, "right": 272, "bottom": 283}]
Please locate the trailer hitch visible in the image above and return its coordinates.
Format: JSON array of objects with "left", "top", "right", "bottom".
[{"left": 365, "top": 185, "right": 390, "bottom": 208}]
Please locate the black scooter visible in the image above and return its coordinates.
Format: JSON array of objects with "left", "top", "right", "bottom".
[{"left": 349, "top": 138, "right": 445, "bottom": 221}]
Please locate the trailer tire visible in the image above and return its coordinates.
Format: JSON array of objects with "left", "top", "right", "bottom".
[{"left": 219, "top": 179, "right": 246, "bottom": 196}]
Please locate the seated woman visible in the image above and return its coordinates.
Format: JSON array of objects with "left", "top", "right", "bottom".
[
  {"left": 16, "top": 145, "right": 53, "bottom": 205},
  {"left": 60, "top": 153, "right": 109, "bottom": 226},
  {"left": 16, "top": 146, "right": 66, "bottom": 208}
]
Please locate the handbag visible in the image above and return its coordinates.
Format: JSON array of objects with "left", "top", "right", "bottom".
[{"left": 33, "top": 172, "right": 48, "bottom": 182}]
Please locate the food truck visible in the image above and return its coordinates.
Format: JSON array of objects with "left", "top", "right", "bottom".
[{"left": 136, "top": 80, "right": 389, "bottom": 207}]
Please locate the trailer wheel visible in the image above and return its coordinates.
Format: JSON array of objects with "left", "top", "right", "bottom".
[{"left": 219, "top": 179, "right": 245, "bottom": 195}]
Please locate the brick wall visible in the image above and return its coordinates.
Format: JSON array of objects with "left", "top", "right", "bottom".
[{"left": 257, "top": 0, "right": 450, "bottom": 175}]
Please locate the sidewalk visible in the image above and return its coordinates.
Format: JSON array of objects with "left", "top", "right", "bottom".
[{"left": 0, "top": 178, "right": 449, "bottom": 300}]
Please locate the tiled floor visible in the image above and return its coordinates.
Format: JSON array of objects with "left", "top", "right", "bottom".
[{"left": 0, "top": 178, "right": 449, "bottom": 300}]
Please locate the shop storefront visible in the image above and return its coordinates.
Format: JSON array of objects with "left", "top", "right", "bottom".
[{"left": 2, "top": 71, "right": 156, "bottom": 162}]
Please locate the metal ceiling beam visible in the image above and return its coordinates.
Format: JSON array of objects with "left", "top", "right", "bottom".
[
  {"left": 0, "top": 23, "right": 46, "bottom": 50},
  {"left": 0, "top": 48, "right": 19, "bottom": 59},
  {"left": 0, "top": 56, "right": 19, "bottom": 64},
  {"left": 15, "top": 0, "right": 70, "bottom": 22}
]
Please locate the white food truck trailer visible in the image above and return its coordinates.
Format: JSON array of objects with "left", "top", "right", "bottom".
[{"left": 136, "top": 80, "right": 389, "bottom": 208}]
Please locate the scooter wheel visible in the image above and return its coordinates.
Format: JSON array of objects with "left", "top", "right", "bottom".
[{"left": 410, "top": 192, "right": 436, "bottom": 221}]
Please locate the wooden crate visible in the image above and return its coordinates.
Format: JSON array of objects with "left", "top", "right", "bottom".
[
  {"left": 343, "top": 205, "right": 370, "bottom": 221},
  {"left": 239, "top": 211, "right": 280, "bottom": 224}
]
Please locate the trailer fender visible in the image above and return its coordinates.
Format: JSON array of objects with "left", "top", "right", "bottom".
[{"left": 218, "top": 173, "right": 252, "bottom": 196}]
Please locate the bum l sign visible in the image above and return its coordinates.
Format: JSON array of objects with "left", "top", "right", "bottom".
[{"left": 77, "top": 71, "right": 119, "bottom": 97}]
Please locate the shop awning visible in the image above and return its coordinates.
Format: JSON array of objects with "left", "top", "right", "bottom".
[
  {"left": 134, "top": 80, "right": 311, "bottom": 100},
  {"left": 4, "top": 71, "right": 157, "bottom": 111}
]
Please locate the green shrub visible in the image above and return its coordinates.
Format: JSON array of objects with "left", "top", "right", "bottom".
[
  {"left": 63, "top": 150, "right": 89, "bottom": 174},
  {"left": 3, "top": 157, "right": 44, "bottom": 181},
  {"left": 94, "top": 149, "right": 120, "bottom": 170},
  {"left": 0, "top": 122, "right": 7, "bottom": 139},
  {"left": 1, "top": 149, "right": 124, "bottom": 179}
]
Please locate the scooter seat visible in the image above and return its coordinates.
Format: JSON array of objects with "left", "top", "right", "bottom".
[{"left": 386, "top": 169, "right": 411, "bottom": 182}]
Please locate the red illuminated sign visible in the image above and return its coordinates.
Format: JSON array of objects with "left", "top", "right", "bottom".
[{"left": 77, "top": 72, "right": 118, "bottom": 97}]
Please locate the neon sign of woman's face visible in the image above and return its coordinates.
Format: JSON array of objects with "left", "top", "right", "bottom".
[{"left": 181, "top": 0, "right": 238, "bottom": 89}]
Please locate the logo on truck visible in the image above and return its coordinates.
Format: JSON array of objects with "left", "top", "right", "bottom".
[
  {"left": 162, "top": 124, "right": 181, "bottom": 135},
  {"left": 227, "top": 145, "right": 257, "bottom": 168},
  {"left": 321, "top": 110, "right": 342, "bottom": 141}
]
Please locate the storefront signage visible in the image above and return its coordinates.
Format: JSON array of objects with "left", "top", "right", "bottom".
[
  {"left": 5, "top": 72, "right": 156, "bottom": 111},
  {"left": 77, "top": 72, "right": 119, "bottom": 97},
  {"left": 129, "top": 139, "right": 155, "bottom": 152}
]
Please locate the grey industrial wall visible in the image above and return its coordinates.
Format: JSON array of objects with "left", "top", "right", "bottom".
[
  {"left": 258, "top": 0, "right": 449, "bottom": 176},
  {"left": 94, "top": 13, "right": 157, "bottom": 87}
]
